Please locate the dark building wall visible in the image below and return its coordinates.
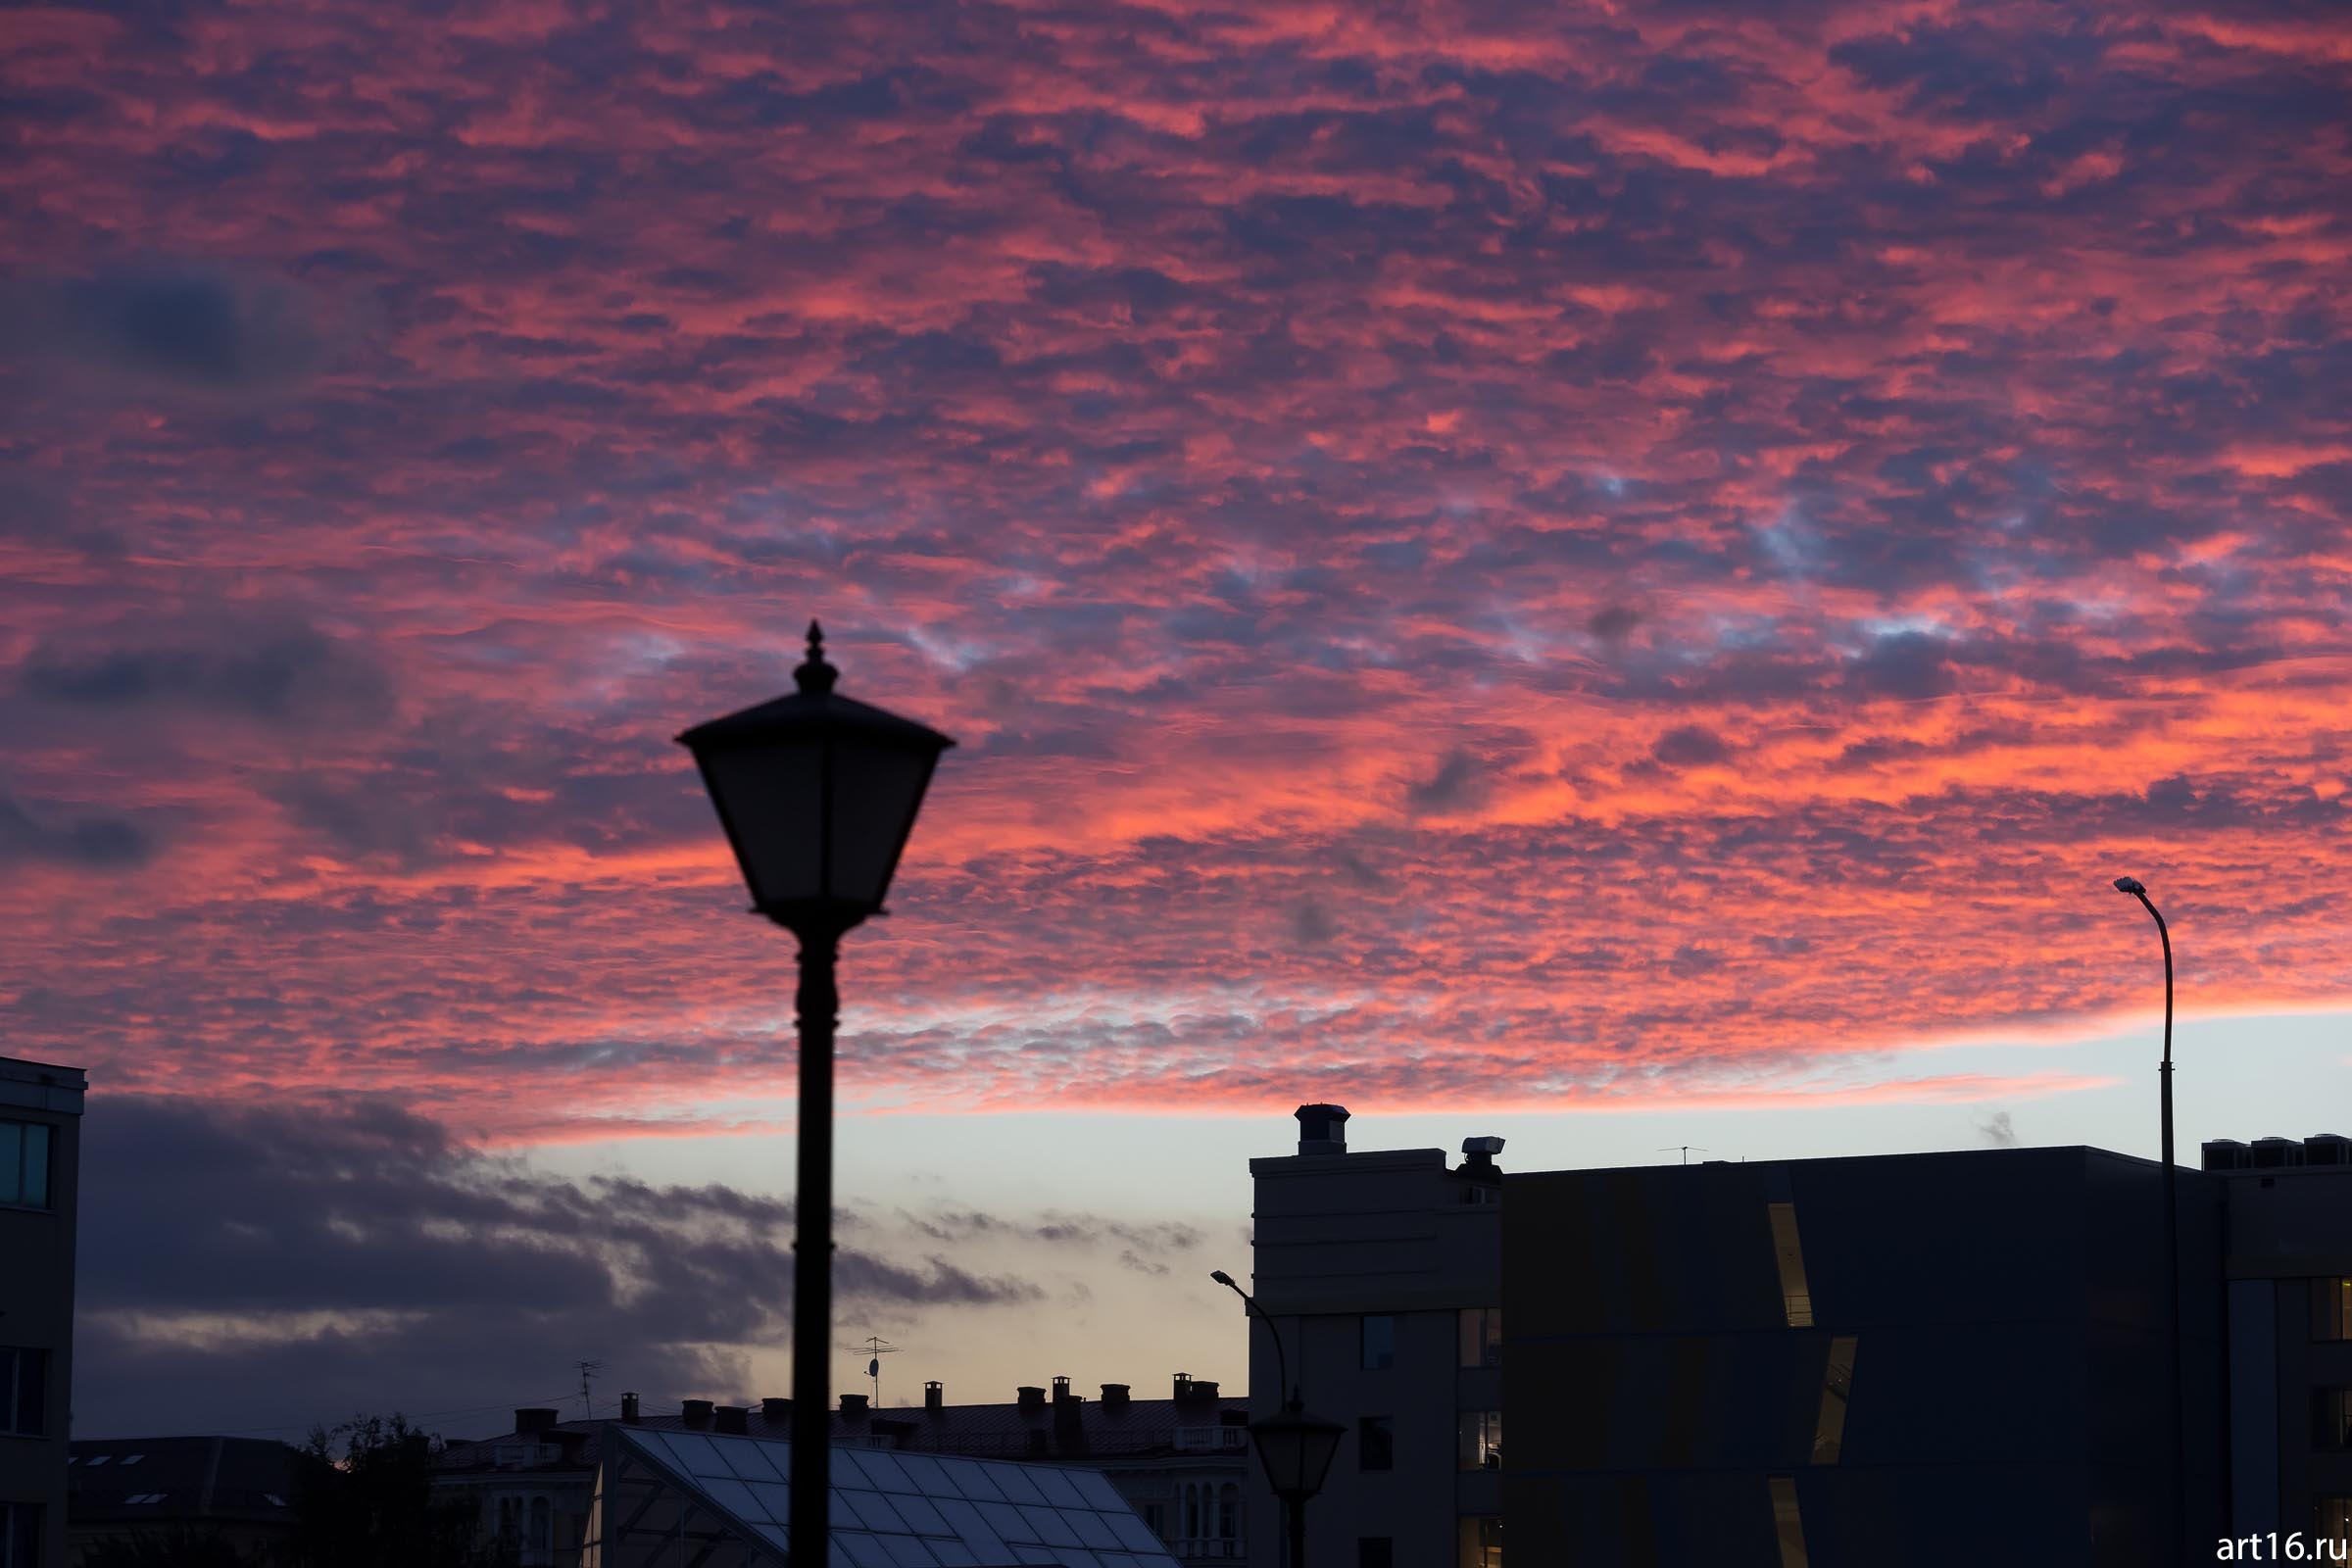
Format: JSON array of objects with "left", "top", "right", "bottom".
[
  {"left": 0, "top": 1056, "right": 86, "bottom": 1568},
  {"left": 1506, "top": 1148, "right": 2221, "bottom": 1568}
]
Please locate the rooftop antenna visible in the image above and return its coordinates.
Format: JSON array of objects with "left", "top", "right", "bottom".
[
  {"left": 1658, "top": 1146, "right": 1707, "bottom": 1166},
  {"left": 860, "top": 1337, "right": 899, "bottom": 1409},
  {"left": 575, "top": 1359, "right": 605, "bottom": 1418}
]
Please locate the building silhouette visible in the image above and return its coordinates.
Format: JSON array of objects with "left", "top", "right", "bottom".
[
  {"left": 67, "top": 1435, "right": 304, "bottom": 1564},
  {"left": 1240, "top": 1104, "right": 2352, "bottom": 1568},
  {"left": 0, "top": 1054, "right": 85, "bottom": 1568}
]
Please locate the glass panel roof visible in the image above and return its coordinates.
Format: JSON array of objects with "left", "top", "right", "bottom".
[{"left": 612, "top": 1425, "right": 1182, "bottom": 1568}]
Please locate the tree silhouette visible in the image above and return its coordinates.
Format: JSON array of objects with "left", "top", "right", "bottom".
[{"left": 281, "top": 1414, "right": 513, "bottom": 1568}]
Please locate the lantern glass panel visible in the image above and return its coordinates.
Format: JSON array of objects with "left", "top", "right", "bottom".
[
  {"left": 827, "top": 735, "right": 938, "bottom": 910},
  {"left": 702, "top": 737, "right": 824, "bottom": 908}
]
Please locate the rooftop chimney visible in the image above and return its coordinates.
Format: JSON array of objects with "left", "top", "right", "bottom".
[
  {"left": 1187, "top": 1379, "right": 1219, "bottom": 1400},
  {"left": 620, "top": 1393, "right": 641, "bottom": 1425},
  {"left": 924, "top": 1382, "right": 944, "bottom": 1414},
  {"left": 1460, "top": 1135, "right": 1506, "bottom": 1175},
  {"left": 1296, "top": 1102, "right": 1349, "bottom": 1155},
  {"left": 761, "top": 1397, "right": 791, "bottom": 1423},
  {"left": 681, "top": 1399, "right": 713, "bottom": 1429},
  {"left": 841, "top": 1394, "right": 869, "bottom": 1416},
  {"left": 1052, "top": 1376, "right": 1073, "bottom": 1404},
  {"left": 1017, "top": 1386, "right": 1046, "bottom": 1409},
  {"left": 1173, "top": 1373, "right": 1193, "bottom": 1399},
  {"left": 514, "top": 1407, "right": 559, "bottom": 1435},
  {"left": 714, "top": 1405, "right": 749, "bottom": 1435},
  {"left": 1100, "top": 1384, "right": 1130, "bottom": 1411}
]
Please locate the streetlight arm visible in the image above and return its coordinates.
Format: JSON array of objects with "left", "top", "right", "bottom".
[
  {"left": 2128, "top": 888, "right": 2175, "bottom": 1071},
  {"left": 1212, "top": 1271, "right": 1293, "bottom": 1406}
]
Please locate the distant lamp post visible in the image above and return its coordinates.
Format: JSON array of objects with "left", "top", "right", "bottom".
[
  {"left": 680, "top": 622, "right": 953, "bottom": 1566},
  {"left": 1212, "top": 1269, "right": 1344, "bottom": 1568},
  {"left": 2113, "top": 874, "right": 2183, "bottom": 1563}
]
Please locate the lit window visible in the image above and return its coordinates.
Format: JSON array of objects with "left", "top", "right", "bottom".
[
  {"left": 2316, "top": 1280, "right": 2352, "bottom": 1341},
  {"left": 1454, "top": 1515, "right": 1502, "bottom": 1568},
  {"left": 1768, "top": 1203, "right": 1815, "bottom": 1327},
  {"left": 1811, "top": 1337, "right": 1858, "bottom": 1463},
  {"left": 1358, "top": 1416, "right": 1394, "bottom": 1471},
  {"left": 1457, "top": 1307, "right": 1502, "bottom": 1369},
  {"left": 1361, "top": 1315, "right": 1396, "bottom": 1371},
  {"left": 1769, "top": 1477, "right": 1809, "bottom": 1567},
  {"left": 0, "top": 1122, "right": 53, "bottom": 1209},
  {"left": 1457, "top": 1410, "right": 1502, "bottom": 1470}
]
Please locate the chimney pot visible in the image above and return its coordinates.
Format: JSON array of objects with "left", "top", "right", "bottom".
[
  {"left": 841, "top": 1394, "right": 869, "bottom": 1415},
  {"left": 1052, "top": 1376, "right": 1073, "bottom": 1403},
  {"left": 760, "top": 1397, "right": 790, "bottom": 1423},
  {"left": 620, "top": 1393, "right": 640, "bottom": 1424},
  {"left": 714, "top": 1405, "right": 749, "bottom": 1435},
  {"left": 1101, "top": 1384, "right": 1131, "bottom": 1410},
  {"left": 1187, "top": 1379, "right": 1219, "bottom": 1400},
  {"left": 514, "top": 1407, "right": 559, "bottom": 1435},
  {"left": 1173, "top": 1373, "right": 1192, "bottom": 1399},
  {"left": 1016, "top": 1386, "right": 1046, "bottom": 1409},
  {"left": 1295, "top": 1102, "right": 1349, "bottom": 1155},
  {"left": 681, "top": 1399, "right": 713, "bottom": 1429},
  {"left": 924, "top": 1382, "right": 944, "bottom": 1413}
]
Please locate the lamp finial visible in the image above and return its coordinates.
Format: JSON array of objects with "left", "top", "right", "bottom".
[{"left": 796, "top": 619, "right": 838, "bottom": 695}]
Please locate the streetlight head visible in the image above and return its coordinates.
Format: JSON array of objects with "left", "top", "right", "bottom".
[
  {"left": 2114, "top": 875, "right": 2146, "bottom": 896},
  {"left": 678, "top": 625, "right": 956, "bottom": 933},
  {"left": 1210, "top": 1269, "right": 1235, "bottom": 1287}
]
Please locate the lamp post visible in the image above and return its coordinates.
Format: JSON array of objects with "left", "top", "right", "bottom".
[
  {"left": 1212, "top": 1270, "right": 1343, "bottom": 1568},
  {"left": 2113, "top": 874, "right": 2183, "bottom": 1563},
  {"left": 680, "top": 623, "right": 954, "bottom": 1566}
]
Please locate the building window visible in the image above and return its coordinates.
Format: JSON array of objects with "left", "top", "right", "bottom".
[
  {"left": 1358, "top": 1415, "right": 1394, "bottom": 1471},
  {"left": 1455, "top": 1515, "right": 1502, "bottom": 1568},
  {"left": 528, "top": 1495, "right": 551, "bottom": 1551},
  {"left": 1361, "top": 1314, "right": 1396, "bottom": 1370},
  {"left": 1811, "top": 1337, "right": 1857, "bottom": 1464},
  {"left": 1219, "top": 1484, "right": 1239, "bottom": 1542},
  {"left": 2316, "top": 1280, "right": 2352, "bottom": 1341},
  {"left": 2316, "top": 1390, "right": 2352, "bottom": 1450},
  {"left": 1458, "top": 1409, "right": 1502, "bottom": 1470},
  {"left": 0, "top": 1349, "right": 48, "bottom": 1437},
  {"left": 0, "top": 1122, "right": 52, "bottom": 1210},
  {"left": 1769, "top": 1202, "right": 1814, "bottom": 1327},
  {"left": 1458, "top": 1307, "right": 1501, "bottom": 1368},
  {"left": 1143, "top": 1501, "right": 1165, "bottom": 1538},
  {"left": 3, "top": 1501, "right": 44, "bottom": 1568},
  {"left": 1359, "top": 1540, "right": 1395, "bottom": 1568},
  {"left": 1769, "top": 1477, "right": 1809, "bottom": 1568}
]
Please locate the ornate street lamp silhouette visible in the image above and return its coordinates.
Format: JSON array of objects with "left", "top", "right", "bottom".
[
  {"left": 2113, "top": 874, "right": 2183, "bottom": 1563},
  {"left": 681, "top": 622, "right": 954, "bottom": 1563},
  {"left": 1213, "top": 1270, "right": 1344, "bottom": 1568}
]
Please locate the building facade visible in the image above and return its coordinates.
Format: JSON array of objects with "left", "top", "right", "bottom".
[
  {"left": 1243, "top": 1104, "right": 1504, "bottom": 1568},
  {"left": 0, "top": 1055, "right": 85, "bottom": 1568},
  {"left": 67, "top": 1436, "right": 302, "bottom": 1565},
  {"left": 1504, "top": 1146, "right": 2225, "bottom": 1566}
]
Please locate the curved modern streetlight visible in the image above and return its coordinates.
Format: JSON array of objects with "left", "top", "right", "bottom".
[
  {"left": 680, "top": 622, "right": 954, "bottom": 1565},
  {"left": 1213, "top": 1269, "right": 1344, "bottom": 1568},
  {"left": 2113, "top": 874, "right": 2183, "bottom": 1563}
]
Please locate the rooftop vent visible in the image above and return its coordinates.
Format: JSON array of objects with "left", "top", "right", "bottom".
[
  {"left": 1296, "top": 1103, "right": 1350, "bottom": 1155},
  {"left": 2305, "top": 1135, "right": 2352, "bottom": 1167},
  {"left": 620, "top": 1393, "right": 641, "bottom": 1425},
  {"left": 1172, "top": 1373, "right": 1194, "bottom": 1399},
  {"left": 1052, "top": 1376, "right": 1073, "bottom": 1404},
  {"left": 2252, "top": 1137, "right": 2305, "bottom": 1169},
  {"left": 840, "top": 1394, "right": 868, "bottom": 1416},
  {"left": 924, "top": 1382, "right": 944, "bottom": 1414},
  {"left": 1460, "top": 1135, "right": 1506, "bottom": 1175},
  {"left": 760, "top": 1397, "right": 790, "bottom": 1423},
  {"left": 1184, "top": 1379, "right": 1219, "bottom": 1401},
  {"left": 1100, "top": 1384, "right": 1130, "bottom": 1411},
  {"left": 681, "top": 1399, "right": 713, "bottom": 1429},
  {"left": 1017, "top": 1386, "right": 1046, "bottom": 1409},
  {"left": 714, "top": 1405, "right": 748, "bottom": 1435}
]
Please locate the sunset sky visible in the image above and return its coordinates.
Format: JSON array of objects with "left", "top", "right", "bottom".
[{"left": 5, "top": 0, "right": 2349, "bottom": 1440}]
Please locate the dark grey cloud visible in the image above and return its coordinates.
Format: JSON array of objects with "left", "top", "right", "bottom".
[
  {"left": 20, "top": 617, "right": 393, "bottom": 730},
  {"left": 1651, "top": 723, "right": 1731, "bottom": 767},
  {"left": 0, "top": 787, "right": 155, "bottom": 871},
  {"left": 74, "top": 1097, "right": 1040, "bottom": 1439},
  {"left": 1405, "top": 747, "right": 1488, "bottom": 815},
  {"left": 4, "top": 266, "right": 329, "bottom": 391}
]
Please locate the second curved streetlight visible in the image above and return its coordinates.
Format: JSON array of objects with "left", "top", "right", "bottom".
[
  {"left": 2113, "top": 874, "right": 2183, "bottom": 1564},
  {"left": 1213, "top": 1269, "right": 1344, "bottom": 1568}
]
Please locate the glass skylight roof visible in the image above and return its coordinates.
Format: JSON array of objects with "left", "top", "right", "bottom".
[{"left": 588, "top": 1423, "right": 1183, "bottom": 1568}]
